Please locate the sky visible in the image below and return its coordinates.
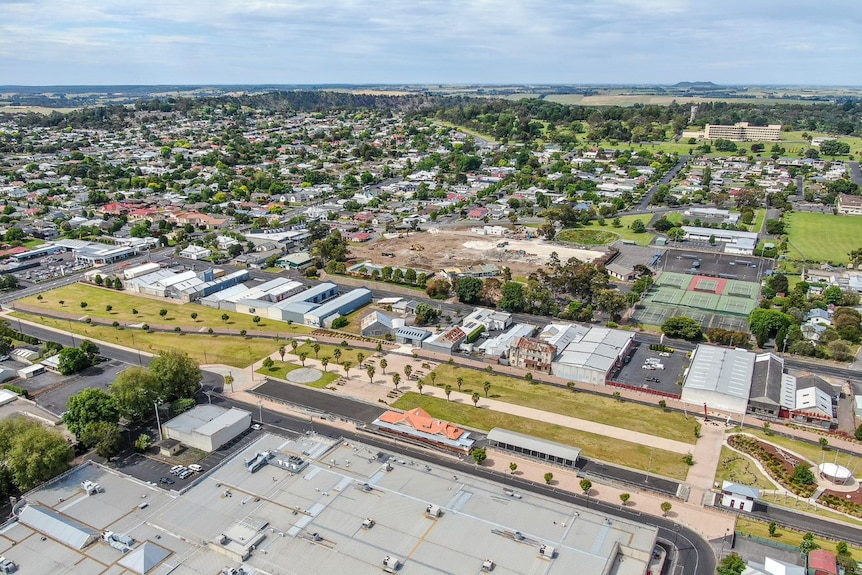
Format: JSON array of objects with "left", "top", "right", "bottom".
[{"left": 0, "top": 0, "right": 860, "bottom": 86}]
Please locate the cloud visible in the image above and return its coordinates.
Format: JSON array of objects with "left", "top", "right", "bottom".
[{"left": 0, "top": 0, "right": 859, "bottom": 85}]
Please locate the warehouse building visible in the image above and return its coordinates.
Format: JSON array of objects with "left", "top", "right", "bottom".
[
  {"left": 539, "top": 323, "right": 634, "bottom": 386},
  {"left": 682, "top": 345, "right": 755, "bottom": 414},
  {"left": 487, "top": 428, "right": 581, "bottom": 469},
  {"left": 303, "top": 288, "right": 373, "bottom": 327},
  {"left": 162, "top": 405, "right": 251, "bottom": 452}
]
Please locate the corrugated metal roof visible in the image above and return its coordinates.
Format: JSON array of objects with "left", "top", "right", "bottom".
[
  {"left": 685, "top": 345, "right": 754, "bottom": 399},
  {"left": 18, "top": 504, "right": 100, "bottom": 550},
  {"left": 487, "top": 428, "right": 582, "bottom": 462}
]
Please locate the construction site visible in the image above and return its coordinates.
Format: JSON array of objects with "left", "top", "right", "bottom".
[{"left": 347, "top": 227, "right": 606, "bottom": 278}]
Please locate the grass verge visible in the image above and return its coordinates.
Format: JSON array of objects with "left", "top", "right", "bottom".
[
  {"left": 391, "top": 392, "right": 690, "bottom": 480},
  {"left": 11, "top": 312, "right": 278, "bottom": 367},
  {"left": 17, "top": 283, "right": 313, "bottom": 335},
  {"left": 785, "top": 212, "right": 861, "bottom": 263},
  {"left": 759, "top": 494, "right": 862, "bottom": 527},
  {"left": 736, "top": 517, "right": 862, "bottom": 560},
  {"left": 428, "top": 364, "right": 698, "bottom": 443}
]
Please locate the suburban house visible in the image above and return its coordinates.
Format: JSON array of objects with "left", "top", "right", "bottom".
[{"left": 836, "top": 193, "right": 862, "bottom": 216}]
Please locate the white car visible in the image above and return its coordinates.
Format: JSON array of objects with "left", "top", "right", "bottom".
[
  {"left": 251, "top": 423, "right": 262, "bottom": 431},
  {"left": 641, "top": 365, "right": 656, "bottom": 370},
  {"left": 188, "top": 464, "right": 203, "bottom": 472}
]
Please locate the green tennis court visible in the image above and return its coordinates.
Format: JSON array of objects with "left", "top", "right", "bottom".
[
  {"left": 725, "top": 280, "right": 757, "bottom": 299},
  {"left": 679, "top": 291, "right": 721, "bottom": 310},
  {"left": 716, "top": 296, "right": 757, "bottom": 316}
]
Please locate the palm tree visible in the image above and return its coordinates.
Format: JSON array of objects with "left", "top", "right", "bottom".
[
  {"left": 366, "top": 366, "right": 375, "bottom": 383},
  {"left": 483, "top": 381, "right": 491, "bottom": 397},
  {"left": 342, "top": 361, "right": 352, "bottom": 379},
  {"left": 312, "top": 342, "right": 321, "bottom": 359},
  {"left": 456, "top": 376, "right": 463, "bottom": 391},
  {"left": 379, "top": 358, "right": 387, "bottom": 374},
  {"left": 392, "top": 373, "right": 401, "bottom": 390},
  {"left": 278, "top": 346, "right": 286, "bottom": 361},
  {"left": 321, "top": 357, "right": 329, "bottom": 372},
  {"left": 357, "top": 352, "right": 365, "bottom": 366},
  {"left": 299, "top": 352, "right": 308, "bottom": 366},
  {"left": 290, "top": 339, "right": 298, "bottom": 352},
  {"left": 417, "top": 380, "right": 424, "bottom": 395},
  {"left": 471, "top": 392, "right": 480, "bottom": 407},
  {"left": 333, "top": 348, "right": 342, "bottom": 364},
  {"left": 429, "top": 372, "right": 437, "bottom": 386},
  {"left": 444, "top": 385, "right": 452, "bottom": 401},
  {"left": 404, "top": 365, "right": 412, "bottom": 379}
]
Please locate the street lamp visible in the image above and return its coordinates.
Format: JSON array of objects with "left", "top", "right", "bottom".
[{"left": 153, "top": 401, "right": 163, "bottom": 442}]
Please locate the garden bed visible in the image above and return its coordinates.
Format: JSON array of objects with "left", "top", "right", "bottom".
[{"left": 727, "top": 435, "right": 816, "bottom": 497}]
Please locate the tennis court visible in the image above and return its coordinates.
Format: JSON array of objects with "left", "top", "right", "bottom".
[
  {"left": 725, "top": 280, "right": 758, "bottom": 299},
  {"left": 679, "top": 291, "right": 721, "bottom": 310},
  {"left": 715, "top": 296, "right": 757, "bottom": 316},
  {"left": 690, "top": 276, "right": 726, "bottom": 294}
]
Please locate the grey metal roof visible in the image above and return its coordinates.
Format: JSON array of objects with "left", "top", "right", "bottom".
[
  {"left": 721, "top": 481, "right": 761, "bottom": 500},
  {"left": 685, "top": 344, "right": 754, "bottom": 400},
  {"left": 748, "top": 354, "right": 785, "bottom": 407},
  {"left": 18, "top": 504, "right": 100, "bottom": 550},
  {"left": 487, "top": 428, "right": 582, "bottom": 462},
  {"left": 118, "top": 541, "right": 171, "bottom": 574}
]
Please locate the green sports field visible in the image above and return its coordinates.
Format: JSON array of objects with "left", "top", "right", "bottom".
[{"left": 785, "top": 212, "right": 862, "bottom": 263}]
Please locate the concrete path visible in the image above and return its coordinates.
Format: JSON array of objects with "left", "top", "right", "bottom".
[{"left": 685, "top": 421, "right": 727, "bottom": 505}]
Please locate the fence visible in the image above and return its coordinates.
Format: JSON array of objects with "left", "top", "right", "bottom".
[{"left": 606, "top": 379, "right": 681, "bottom": 400}]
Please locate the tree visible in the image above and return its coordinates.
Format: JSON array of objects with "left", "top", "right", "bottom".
[
  {"left": 456, "top": 376, "right": 464, "bottom": 391},
  {"left": 509, "top": 462, "right": 518, "bottom": 474},
  {"left": 58, "top": 347, "right": 91, "bottom": 375},
  {"left": 580, "top": 479, "right": 592, "bottom": 495},
  {"left": 660, "top": 502, "right": 672, "bottom": 516},
  {"left": 444, "top": 384, "right": 452, "bottom": 401},
  {"left": 793, "top": 463, "right": 816, "bottom": 485},
  {"left": 80, "top": 301, "right": 88, "bottom": 309},
  {"left": 483, "top": 380, "right": 491, "bottom": 397},
  {"left": 455, "top": 277, "right": 484, "bottom": 304},
  {"left": 619, "top": 493, "right": 631, "bottom": 505},
  {"left": 366, "top": 366, "right": 375, "bottom": 383},
  {"left": 357, "top": 352, "right": 365, "bottom": 366},
  {"left": 597, "top": 289, "right": 627, "bottom": 320},
  {"left": 111, "top": 367, "right": 161, "bottom": 421},
  {"left": 225, "top": 374, "right": 234, "bottom": 391},
  {"left": 79, "top": 339, "right": 100, "bottom": 363},
  {"left": 105, "top": 304, "right": 112, "bottom": 312},
  {"left": 262, "top": 357, "right": 274, "bottom": 369},
  {"left": 472, "top": 392, "right": 480, "bottom": 407},
  {"left": 472, "top": 448, "right": 487, "bottom": 465},
  {"left": 342, "top": 361, "right": 352, "bottom": 379},
  {"left": 159, "top": 308, "right": 168, "bottom": 318},
  {"left": 252, "top": 315, "right": 261, "bottom": 325},
  {"left": 748, "top": 308, "right": 794, "bottom": 347},
  {"left": 379, "top": 358, "right": 387, "bottom": 374},
  {"left": 392, "top": 373, "right": 401, "bottom": 390},
  {"left": 661, "top": 316, "right": 703, "bottom": 341},
  {"left": 856, "top": 424, "right": 862, "bottom": 441},
  {"left": 417, "top": 380, "right": 424, "bottom": 395},
  {"left": 321, "top": 357, "right": 329, "bottom": 372},
  {"left": 499, "top": 281, "right": 526, "bottom": 312},
  {"left": 768, "top": 521, "right": 778, "bottom": 537},
  {"left": 667, "top": 227, "right": 686, "bottom": 242},
  {"left": 415, "top": 303, "right": 440, "bottom": 325},
  {"left": 823, "top": 285, "right": 844, "bottom": 306},
  {"left": 299, "top": 352, "right": 308, "bottom": 366},
  {"left": 64, "top": 388, "right": 119, "bottom": 438},
  {"left": 404, "top": 364, "right": 412, "bottom": 379},
  {"left": 149, "top": 349, "right": 202, "bottom": 401},
  {"left": 221, "top": 313, "right": 229, "bottom": 322},
  {"left": 544, "top": 472, "right": 554, "bottom": 484},
  {"left": 278, "top": 346, "right": 286, "bottom": 361},
  {"left": 190, "top": 312, "right": 198, "bottom": 321},
  {"left": 0, "top": 418, "right": 73, "bottom": 491},
  {"left": 333, "top": 348, "right": 342, "bottom": 364},
  {"left": 79, "top": 421, "right": 123, "bottom": 458},
  {"left": 134, "top": 433, "right": 152, "bottom": 453},
  {"left": 717, "top": 553, "right": 747, "bottom": 575},
  {"left": 799, "top": 533, "right": 819, "bottom": 555},
  {"left": 312, "top": 342, "right": 321, "bottom": 359},
  {"left": 630, "top": 219, "right": 646, "bottom": 233}
]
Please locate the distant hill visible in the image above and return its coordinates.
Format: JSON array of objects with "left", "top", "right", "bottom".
[{"left": 672, "top": 81, "right": 720, "bottom": 89}]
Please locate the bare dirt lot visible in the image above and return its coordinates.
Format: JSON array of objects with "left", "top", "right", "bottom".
[{"left": 347, "top": 229, "right": 605, "bottom": 277}]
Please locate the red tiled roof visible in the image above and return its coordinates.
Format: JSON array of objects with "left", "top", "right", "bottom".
[
  {"left": 378, "top": 408, "right": 465, "bottom": 440},
  {"left": 808, "top": 550, "right": 837, "bottom": 575}
]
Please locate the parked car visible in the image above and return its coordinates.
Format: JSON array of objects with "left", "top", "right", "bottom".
[
  {"left": 179, "top": 470, "right": 193, "bottom": 479},
  {"left": 251, "top": 423, "right": 262, "bottom": 431},
  {"left": 188, "top": 464, "right": 203, "bottom": 472},
  {"left": 159, "top": 477, "right": 175, "bottom": 485}
]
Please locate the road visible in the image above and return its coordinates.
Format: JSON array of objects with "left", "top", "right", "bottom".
[
  {"left": 212, "top": 391, "right": 715, "bottom": 575},
  {"left": 849, "top": 161, "right": 862, "bottom": 188},
  {"left": 635, "top": 156, "right": 690, "bottom": 210}
]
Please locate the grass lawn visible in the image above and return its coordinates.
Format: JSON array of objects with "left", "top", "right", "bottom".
[
  {"left": 426, "top": 364, "right": 698, "bottom": 443},
  {"left": 736, "top": 517, "right": 862, "bottom": 559},
  {"left": 759, "top": 494, "right": 862, "bottom": 527},
  {"left": 784, "top": 212, "right": 862, "bottom": 263},
  {"left": 556, "top": 228, "right": 619, "bottom": 246},
  {"left": 715, "top": 446, "right": 776, "bottom": 489},
  {"left": 22, "top": 239, "right": 45, "bottom": 249},
  {"left": 256, "top": 360, "right": 340, "bottom": 389},
  {"left": 12, "top": 312, "right": 279, "bottom": 367},
  {"left": 435, "top": 120, "right": 499, "bottom": 145},
  {"left": 750, "top": 208, "right": 767, "bottom": 234},
  {"left": 663, "top": 212, "right": 684, "bottom": 225},
  {"left": 18, "top": 283, "right": 313, "bottom": 335},
  {"left": 731, "top": 428, "right": 862, "bottom": 472},
  {"left": 336, "top": 305, "right": 384, "bottom": 335},
  {"left": 392, "top": 392, "right": 690, "bottom": 480},
  {"left": 289, "top": 342, "right": 375, "bottom": 369}
]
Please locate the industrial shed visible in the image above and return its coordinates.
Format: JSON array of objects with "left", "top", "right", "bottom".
[
  {"left": 163, "top": 405, "right": 251, "bottom": 452},
  {"left": 682, "top": 344, "right": 754, "bottom": 414},
  {"left": 487, "top": 428, "right": 581, "bottom": 469}
]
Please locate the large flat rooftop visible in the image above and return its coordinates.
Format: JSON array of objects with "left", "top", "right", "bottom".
[{"left": 0, "top": 432, "right": 658, "bottom": 575}]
